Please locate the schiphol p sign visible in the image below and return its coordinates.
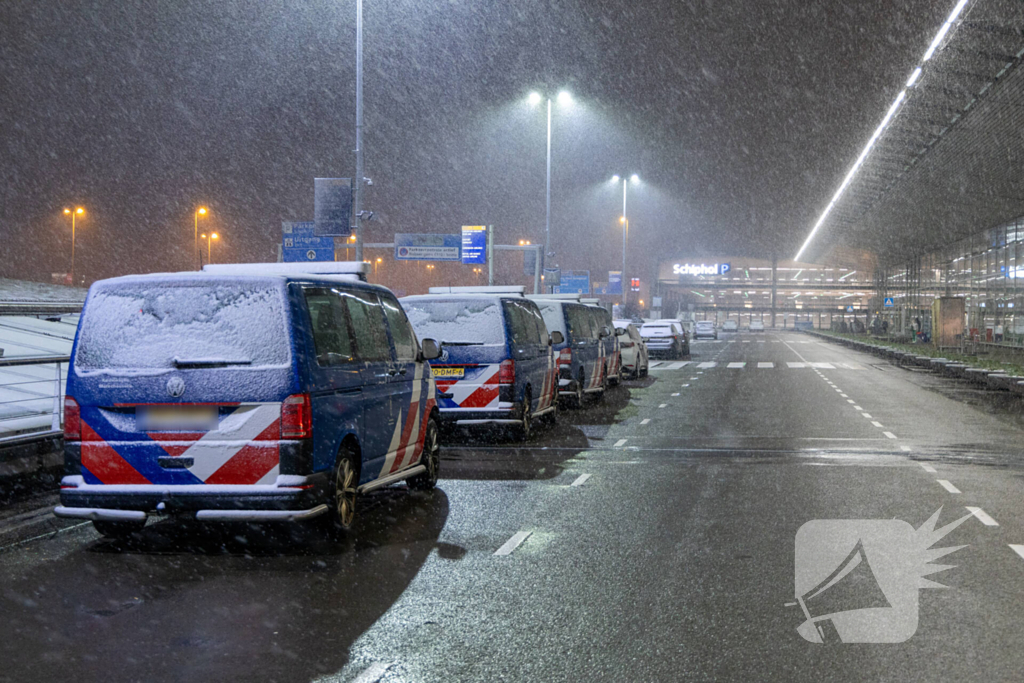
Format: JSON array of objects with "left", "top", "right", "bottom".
[{"left": 673, "top": 262, "right": 731, "bottom": 277}]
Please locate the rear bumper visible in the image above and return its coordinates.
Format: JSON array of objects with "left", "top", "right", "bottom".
[
  {"left": 56, "top": 473, "right": 330, "bottom": 521},
  {"left": 439, "top": 407, "right": 518, "bottom": 425}
]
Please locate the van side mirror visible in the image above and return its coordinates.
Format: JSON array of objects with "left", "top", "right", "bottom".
[
  {"left": 614, "top": 327, "right": 626, "bottom": 336},
  {"left": 550, "top": 331, "right": 564, "bottom": 345},
  {"left": 600, "top": 326, "right": 611, "bottom": 338},
  {"left": 420, "top": 338, "right": 442, "bottom": 361}
]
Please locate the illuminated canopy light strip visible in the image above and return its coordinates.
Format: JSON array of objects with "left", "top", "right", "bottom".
[{"left": 793, "top": 0, "right": 972, "bottom": 261}]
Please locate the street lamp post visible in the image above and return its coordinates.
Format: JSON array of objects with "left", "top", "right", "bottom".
[
  {"left": 194, "top": 207, "right": 207, "bottom": 270},
  {"left": 611, "top": 174, "right": 639, "bottom": 306},
  {"left": 528, "top": 90, "right": 572, "bottom": 289},
  {"left": 200, "top": 232, "right": 219, "bottom": 265},
  {"left": 63, "top": 207, "right": 84, "bottom": 286}
]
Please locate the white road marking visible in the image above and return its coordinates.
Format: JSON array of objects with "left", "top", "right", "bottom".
[
  {"left": 671, "top": 392, "right": 680, "bottom": 396},
  {"left": 682, "top": 383, "right": 691, "bottom": 387},
  {"left": 727, "top": 362, "right": 746, "bottom": 368},
  {"left": 810, "top": 362, "right": 835, "bottom": 369},
  {"left": 1009, "top": 545, "right": 1024, "bottom": 560},
  {"left": 494, "top": 531, "right": 532, "bottom": 556},
  {"left": 571, "top": 474, "right": 592, "bottom": 487},
  {"left": 861, "top": 413, "right": 873, "bottom": 419},
  {"left": 883, "top": 431, "right": 898, "bottom": 439},
  {"left": 689, "top": 377, "right": 698, "bottom": 380},
  {"left": 641, "top": 418, "right": 651, "bottom": 425},
  {"left": 742, "top": 340, "right": 751, "bottom": 343},
  {"left": 937, "top": 480, "right": 961, "bottom": 494},
  {"left": 871, "top": 421, "right": 884, "bottom": 428},
  {"left": 659, "top": 403, "right": 667, "bottom": 408},
  {"left": 353, "top": 662, "right": 392, "bottom": 683},
  {"left": 613, "top": 438, "right": 628, "bottom": 447},
  {"left": 697, "top": 362, "right": 716, "bottom": 368},
  {"left": 840, "top": 393, "right": 848, "bottom": 398},
  {"left": 846, "top": 399, "right": 855, "bottom": 404},
  {"left": 787, "top": 362, "right": 807, "bottom": 368},
  {"left": 901, "top": 445, "right": 912, "bottom": 452},
  {"left": 853, "top": 405, "right": 863, "bottom": 411},
  {"left": 757, "top": 362, "right": 774, "bottom": 368},
  {"left": 918, "top": 462, "right": 936, "bottom": 473},
  {"left": 966, "top": 507, "right": 998, "bottom": 526}
]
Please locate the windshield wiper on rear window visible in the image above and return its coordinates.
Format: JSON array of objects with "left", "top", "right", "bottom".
[{"left": 172, "top": 358, "right": 253, "bottom": 368}]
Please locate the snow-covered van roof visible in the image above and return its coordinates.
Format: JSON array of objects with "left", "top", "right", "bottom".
[
  {"left": 203, "top": 261, "right": 369, "bottom": 281},
  {"left": 427, "top": 285, "right": 524, "bottom": 295},
  {"left": 527, "top": 293, "right": 581, "bottom": 301}
]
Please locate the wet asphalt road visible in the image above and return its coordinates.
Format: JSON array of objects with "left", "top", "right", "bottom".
[{"left": 4, "top": 331, "right": 1024, "bottom": 682}]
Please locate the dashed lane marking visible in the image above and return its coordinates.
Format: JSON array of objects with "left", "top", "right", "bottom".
[
  {"left": 901, "top": 445, "right": 912, "bottom": 452},
  {"left": 758, "top": 362, "right": 774, "bottom": 368},
  {"left": 672, "top": 392, "right": 680, "bottom": 396},
  {"left": 871, "top": 420, "right": 884, "bottom": 428},
  {"left": 571, "top": 474, "right": 592, "bottom": 487},
  {"left": 659, "top": 403, "right": 667, "bottom": 408},
  {"left": 787, "top": 362, "right": 807, "bottom": 368},
  {"left": 613, "top": 438, "right": 628, "bottom": 447},
  {"left": 853, "top": 405, "right": 863, "bottom": 411},
  {"left": 861, "top": 413, "right": 873, "bottom": 419},
  {"left": 353, "top": 662, "right": 392, "bottom": 683},
  {"left": 641, "top": 418, "right": 651, "bottom": 425},
  {"left": 937, "top": 480, "right": 961, "bottom": 494},
  {"left": 883, "top": 431, "right": 898, "bottom": 439},
  {"left": 697, "top": 362, "right": 716, "bottom": 368},
  {"left": 727, "top": 362, "right": 746, "bottom": 368},
  {"left": 840, "top": 393, "right": 848, "bottom": 398},
  {"left": 494, "top": 531, "right": 532, "bottom": 556},
  {"left": 966, "top": 507, "right": 998, "bottom": 526},
  {"left": 919, "top": 462, "right": 937, "bottom": 473},
  {"left": 847, "top": 399, "right": 856, "bottom": 404},
  {"left": 1009, "top": 545, "right": 1024, "bottom": 560}
]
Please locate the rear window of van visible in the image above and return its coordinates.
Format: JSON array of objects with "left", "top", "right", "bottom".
[
  {"left": 75, "top": 280, "right": 291, "bottom": 372},
  {"left": 403, "top": 298, "right": 506, "bottom": 345}
]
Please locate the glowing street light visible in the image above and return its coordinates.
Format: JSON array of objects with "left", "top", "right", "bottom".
[
  {"left": 194, "top": 207, "right": 208, "bottom": 270},
  {"left": 527, "top": 88, "right": 573, "bottom": 286},
  {"left": 610, "top": 174, "right": 640, "bottom": 305},
  {"left": 63, "top": 207, "right": 85, "bottom": 286},
  {"left": 201, "top": 232, "right": 219, "bottom": 264}
]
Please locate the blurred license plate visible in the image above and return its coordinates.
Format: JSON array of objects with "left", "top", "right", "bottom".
[
  {"left": 138, "top": 406, "right": 218, "bottom": 431},
  {"left": 431, "top": 367, "right": 465, "bottom": 379}
]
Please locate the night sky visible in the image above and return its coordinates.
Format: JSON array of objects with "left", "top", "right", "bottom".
[{"left": 1, "top": 0, "right": 949, "bottom": 289}]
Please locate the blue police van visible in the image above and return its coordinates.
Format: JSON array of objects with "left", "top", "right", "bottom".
[
  {"left": 400, "top": 287, "right": 561, "bottom": 441},
  {"left": 54, "top": 262, "right": 442, "bottom": 538},
  {"left": 530, "top": 296, "right": 615, "bottom": 408}
]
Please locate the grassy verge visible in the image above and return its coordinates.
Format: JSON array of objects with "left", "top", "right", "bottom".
[{"left": 812, "top": 330, "right": 1024, "bottom": 377}]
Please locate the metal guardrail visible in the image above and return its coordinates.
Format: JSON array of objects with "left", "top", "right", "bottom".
[{"left": 0, "top": 355, "right": 70, "bottom": 445}]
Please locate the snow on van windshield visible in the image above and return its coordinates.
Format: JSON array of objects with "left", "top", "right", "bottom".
[
  {"left": 403, "top": 298, "right": 505, "bottom": 345},
  {"left": 75, "top": 281, "right": 291, "bottom": 372}
]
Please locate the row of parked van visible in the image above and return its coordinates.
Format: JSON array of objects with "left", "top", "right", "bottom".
[{"left": 53, "top": 264, "right": 638, "bottom": 539}]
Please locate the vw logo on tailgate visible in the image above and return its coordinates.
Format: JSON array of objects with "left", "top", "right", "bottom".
[{"left": 166, "top": 376, "right": 186, "bottom": 398}]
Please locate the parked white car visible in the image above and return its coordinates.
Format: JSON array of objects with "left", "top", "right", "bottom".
[
  {"left": 694, "top": 320, "right": 717, "bottom": 340},
  {"left": 749, "top": 320, "right": 765, "bottom": 332},
  {"left": 614, "top": 320, "right": 649, "bottom": 378},
  {"left": 722, "top": 319, "right": 738, "bottom": 332}
]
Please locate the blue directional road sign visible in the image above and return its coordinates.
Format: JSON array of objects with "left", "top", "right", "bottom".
[
  {"left": 283, "top": 221, "right": 335, "bottom": 262},
  {"left": 883, "top": 297, "right": 894, "bottom": 308},
  {"left": 461, "top": 226, "right": 487, "bottom": 264},
  {"left": 556, "top": 271, "right": 590, "bottom": 295},
  {"left": 607, "top": 271, "right": 623, "bottom": 295},
  {"left": 846, "top": 305, "right": 855, "bottom": 313},
  {"left": 395, "top": 233, "right": 461, "bottom": 261}
]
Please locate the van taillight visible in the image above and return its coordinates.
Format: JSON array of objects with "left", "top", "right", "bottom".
[
  {"left": 499, "top": 359, "right": 516, "bottom": 384},
  {"left": 64, "top": 397, "right": 81, "bottom": 441},
  {"left": 281, "top": 394, "right": 312, "bottom": 439},
  {"left": 558, "top": 348, "right": 572, "bottom": 366}
]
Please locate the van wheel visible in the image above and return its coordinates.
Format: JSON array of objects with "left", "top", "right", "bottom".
[
  {"left": 513, "top": 390, "right": 532, "bottom": 441},
  {"left": 93, "top": 520, "right": 146, "bottom": 539},
  {"left": 409, "top": 418, "right": 440, "bottom": 491},
  {"left": 326, "top": 447, "right": 359, "bottom": 533}
]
